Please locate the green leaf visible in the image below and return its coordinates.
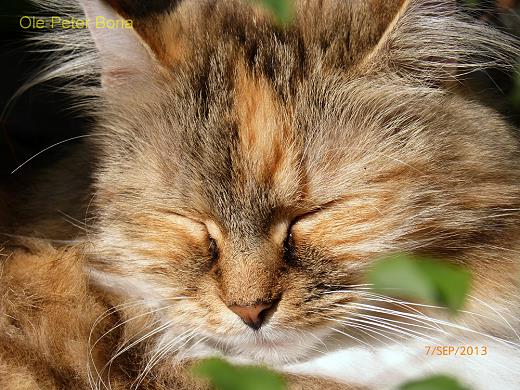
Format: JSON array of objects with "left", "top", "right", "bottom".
[
  {"left": 399, "top": 374, "right": 470, "bottom": 390},
  {"left": 193, "top": 358, "right": 286, "bottom": 390},
  {"left": 366, "top": 254, "right": 472, "bottom": 312},
  {"left": 250, "top": 0, "right": 295, "bottom": 25}
]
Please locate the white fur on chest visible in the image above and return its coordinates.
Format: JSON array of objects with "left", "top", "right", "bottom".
[{"left": 283, "top": 336, "right": 520, "bottom": 389}]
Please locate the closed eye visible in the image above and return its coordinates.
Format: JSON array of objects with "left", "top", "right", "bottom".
[
  {"left": 209, "top": 235, "right": 219, "bottom": 262},
  {"left": 154, "top": 208, "right": 221, "bottom": 260},
  {"left": 282, "top": 206, "right": 329, "bottom": 265},
  {"left": 283, "top": 230, "right": 296, "bottom": 264}
]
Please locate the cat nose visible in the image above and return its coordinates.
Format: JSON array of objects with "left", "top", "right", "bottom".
[{"left": 228, "top": 302, "right": 274, "bottom": 330}]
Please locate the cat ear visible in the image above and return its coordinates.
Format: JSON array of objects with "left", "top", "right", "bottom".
[
  {"left": 356, "top": 0, "right": 516, "bottom": 83},
  {"left": 356, "top": 0, "right": 455, "bottom": 79},
  {"left": 79, "top": 0, "right": 161, "bottom": 87}
]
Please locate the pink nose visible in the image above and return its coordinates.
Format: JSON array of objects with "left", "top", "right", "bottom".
[{"left": 228, "top": 302, "right": 274, "bottom": 330}]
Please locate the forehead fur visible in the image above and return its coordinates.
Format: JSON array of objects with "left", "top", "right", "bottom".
[
  {"left": 91, "top": 0, "right": 520, "bottom": 248},
  {"left": 94, "top": 0, "right": 408, "bottom": 227},
  {"left": 131, "top": 0, "right": 406, "bottom": 70},
  {"left": 234, "top": 64, "right": 300, "bottom": 197}
]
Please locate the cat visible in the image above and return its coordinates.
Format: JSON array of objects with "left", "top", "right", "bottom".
[{"left": 2, "top": 0, "right": 520, "bottom": 389}]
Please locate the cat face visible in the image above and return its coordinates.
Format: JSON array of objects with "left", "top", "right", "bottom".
[{"left": 77, "top": 0, "right": 520, "bottom": 363}]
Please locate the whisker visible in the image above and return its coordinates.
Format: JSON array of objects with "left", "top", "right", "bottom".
[
  {"left": 467, "top": 294, "right": 520, "bottom": 342},
  {"left": 279, "top": 326, "right": 329, "bottom": 357},
  {"left": 330, "top": 300, "right": 445, "bottom": 332},
  {"left": 349, "top": 311, "right": 448, "bottom": 334},
  {"left": 103, "top": 320, "right": 174, "bottom": 390},
  {"left": 11, "top": 134, "right": 95, "bottom": 174},
  {"left": 348, "top": 302, "right": 520, "bottom": 348},
  {"left": 339, "top": 320, "right": 411, "bottom": 347},
  {"left": 339, "top": 316, "right": 441, "bottom": 343},
  {"left": 87, "top": 300, "right": 160, "bottom": 390},
  {"left": 349, "top": 290, "right": 513, "bottom": 331},
  {"left": 175, "top": 335, "right": 209, "bottom": 361},
  {"left": 327, "top": 325, "right": 375, "bottom": 350},
  {"left": 58, "top": 210, "right": 92, "bottom": 232},
  {"left": 87, "top": 297, "right": 191, "bottom": 390},
  {"left": 133, "top": 328, "right": 199, "bottom": 389}
]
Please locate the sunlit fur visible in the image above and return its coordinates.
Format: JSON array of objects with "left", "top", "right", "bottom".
[{"left": 3, "top": 0, "right": 520, "bottom": 389}]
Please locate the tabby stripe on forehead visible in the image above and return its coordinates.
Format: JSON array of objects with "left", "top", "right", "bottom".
[{"left": 234, "top": 63, "right": 297, "bottom": 187}]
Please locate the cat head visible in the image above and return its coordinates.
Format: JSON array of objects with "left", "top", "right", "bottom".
[{"left": 56, "top": 0, "right": 520, "bottom": 362}]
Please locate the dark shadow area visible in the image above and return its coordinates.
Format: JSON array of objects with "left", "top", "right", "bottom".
[{"left": 0, "top": 0, "right": 91, "bottom": 189}]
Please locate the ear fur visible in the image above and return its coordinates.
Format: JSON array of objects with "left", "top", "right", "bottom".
[
  {"left": 79, "top": 0, "right": 161, "bottom": 87},
  {"left": 356, "top": 0, "right": 519, "bottom": 83}
]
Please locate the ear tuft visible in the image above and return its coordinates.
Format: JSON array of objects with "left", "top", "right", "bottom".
[
  {"left": 357, "top": 0, "right": 519, "bottom": 84},
  {"left": 79, "top": 0, "right": 160, "bottom": 87}
]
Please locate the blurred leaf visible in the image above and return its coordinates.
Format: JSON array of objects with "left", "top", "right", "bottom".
[
  {"left": 366, "top": 254, "right": 471, "bottom": 312},
  {"left": 193, "top": 358, "right": 286, "bottom": 390},
  {"left": 250, "top": 0, "right": 294, "bottom": 25},
  {"left": 399, "top": 374, "right": 470, "bottom": 390}
]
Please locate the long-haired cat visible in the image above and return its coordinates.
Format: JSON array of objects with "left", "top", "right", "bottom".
[{"left": 2, "top": 0, "right": 520, "bottom": 389}]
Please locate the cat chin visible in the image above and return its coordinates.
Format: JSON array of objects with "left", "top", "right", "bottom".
[
  {"left": 177, "top": 341, "right": 320, "bottom": 366},
  {"left": 167, "top": 329, "right": 332, "bottom": 366}
]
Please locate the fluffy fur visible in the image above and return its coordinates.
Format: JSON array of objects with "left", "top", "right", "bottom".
[
  {"left": 3, "top": 0, "right": 520, "bottom": 389},
  {"left": 0, "top": 243, "right": 353, "bottom": 389}
]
